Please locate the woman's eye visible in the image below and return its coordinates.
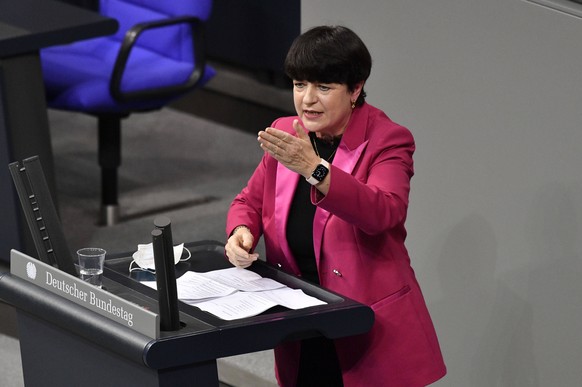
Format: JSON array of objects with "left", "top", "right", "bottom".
[
  {"left": 294, "top": 82, "right": 305, "bottom": 88},
  {"left": 319, "top": 85, "right": 330, "bottom": 91}
]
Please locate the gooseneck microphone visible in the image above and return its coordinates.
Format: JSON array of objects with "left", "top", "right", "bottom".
[{"left": 152, "top": 216, "right": 181, "bottom": 331}]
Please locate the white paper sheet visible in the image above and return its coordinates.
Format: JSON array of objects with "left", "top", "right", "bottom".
[
  {"left": 141, "top": 267, "right": 327, "bottom": 320},
  {"left": 197, "top": 267, "right": 286, "bottom": 292},
  {"left": 194, "top": 292, "right": 278, "bottom": 320},
  {"left": 141, "top": 271, "right": 238, "bottom": 301},
  {"left": 259, "top": 287, "right": 327, "bottom": 310}
]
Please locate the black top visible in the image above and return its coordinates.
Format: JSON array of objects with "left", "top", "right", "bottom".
[
  {"left": 286, "top": 132, "right": 344, "bottom": 385},
  {"left": 286, "top": 132, "right": 339, "bottom": 284}
]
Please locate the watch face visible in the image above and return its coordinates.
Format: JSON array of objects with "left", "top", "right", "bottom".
[{"left": 312, "top": 164, "right": 329, "bottom": 181}]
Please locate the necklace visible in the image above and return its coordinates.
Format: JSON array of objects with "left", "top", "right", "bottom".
[{"left": 310, "top": 133, "right": 338, "bottom": 161}]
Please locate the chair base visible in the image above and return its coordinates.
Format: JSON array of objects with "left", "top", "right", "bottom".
[{"left": 101, "top": 204, "right": 120, "bottom": 226}]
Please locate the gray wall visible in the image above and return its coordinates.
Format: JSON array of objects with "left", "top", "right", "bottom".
[{"left": 303, "top": 1, "right": 582, "bottom": 385}]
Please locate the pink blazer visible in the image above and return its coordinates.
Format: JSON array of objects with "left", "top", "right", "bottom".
[{"left": 227, "top": 103, "right": 446, "bottom": 386}]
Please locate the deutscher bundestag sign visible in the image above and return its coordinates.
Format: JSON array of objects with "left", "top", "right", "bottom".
[{"left": 10, "top": 249, "right": 159, "bottom": 338}]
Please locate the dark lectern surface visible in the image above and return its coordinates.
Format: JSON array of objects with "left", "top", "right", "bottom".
[
  {"left": 103, "top": 240, "right": 374, "bottom": 369},
  {"left": 1, "top": 240, "right": 373, "bottom": 385},
  {"left": 0, "top": 0, "right": 118, "bottom": 57}
]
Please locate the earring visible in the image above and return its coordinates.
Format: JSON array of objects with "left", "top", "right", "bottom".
[{"left": 351, "top": 100, "right": 356, "bottom": 109}]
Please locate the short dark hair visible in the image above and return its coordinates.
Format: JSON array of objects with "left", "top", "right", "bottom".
[{"left": 284, "top": 25, "right": 372, "bottom": 107}]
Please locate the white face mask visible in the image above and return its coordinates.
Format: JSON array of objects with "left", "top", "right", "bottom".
[{"left": 130, "top": 243, "right": 191, "bottom": 271}]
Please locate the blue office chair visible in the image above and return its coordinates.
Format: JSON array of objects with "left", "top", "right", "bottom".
[{"left": 41, "top": 0, "right": 216, "bottom": 225}]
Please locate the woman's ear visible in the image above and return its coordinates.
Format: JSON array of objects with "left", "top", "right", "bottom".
[{"left": 351, "top": 81, "right": 365, "bottom": 101}]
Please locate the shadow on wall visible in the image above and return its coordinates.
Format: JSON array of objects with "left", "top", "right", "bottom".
[
  {"left": 524, "top": 182, "right": 582, "bottom": 383},
  {"left": 430, "top": 213, "right": 539, "bottom": 386}
]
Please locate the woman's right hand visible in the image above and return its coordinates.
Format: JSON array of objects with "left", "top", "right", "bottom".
[{"left": 225, "top": 226, "right": 259, "bottom": 268}]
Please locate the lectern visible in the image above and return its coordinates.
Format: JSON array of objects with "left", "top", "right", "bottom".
[
  {"left": 3, "top": 156, "right": 374, "bottom": 385},
  {"left": 0, "top": 241, "right": 374, "bottom": 386}
]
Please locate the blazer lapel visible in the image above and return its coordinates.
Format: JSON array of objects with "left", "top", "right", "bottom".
[
  {"left": 312, "top": 140, "right": 368, "bottom": 264},
  {"left": 312, "top": 104, "right": 371, "bottom": 264}
]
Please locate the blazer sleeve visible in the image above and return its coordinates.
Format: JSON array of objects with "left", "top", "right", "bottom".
[
  {"left": 313, "top": 124, "right": 415, "bottom": 235},
  {"left": 226, "top": 155, "right": 267, "bottom": 244},
  {"left": 226, "top": 117, "right": 292, "bottom": 247}
]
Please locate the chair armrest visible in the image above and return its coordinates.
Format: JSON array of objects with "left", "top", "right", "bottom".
[{"left": 110, "top": 15, "right": 207, "bottom": 102}]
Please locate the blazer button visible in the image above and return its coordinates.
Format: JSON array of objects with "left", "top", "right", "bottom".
[{"left": 333, "top": 269, "right": 342, "bottom": 277}]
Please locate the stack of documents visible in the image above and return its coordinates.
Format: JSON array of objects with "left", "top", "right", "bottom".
[{"left": 141, "top": 267, "right": 326, "bottom": 320}]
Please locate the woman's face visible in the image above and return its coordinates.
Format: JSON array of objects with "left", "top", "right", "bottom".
[{"left": 293, "top": 81, "right": 362, "bottom": 137}]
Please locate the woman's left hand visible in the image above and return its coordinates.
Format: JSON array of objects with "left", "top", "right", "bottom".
[{"left": 258, "top": 119, "right": 320, "bottom": 178}]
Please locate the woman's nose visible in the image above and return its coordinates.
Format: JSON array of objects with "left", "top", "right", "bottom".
[{"left": 303, "top": 85, "right": 318, "bottom": 104}]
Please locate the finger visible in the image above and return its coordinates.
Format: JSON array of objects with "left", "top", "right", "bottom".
[
  {"left": 233, "top": 253, "right": 258, "bottom": 268},
  {"left": 229, "top": 236, "right": 257, "bottom": 258},
  {"left": 245, "top": 253, "right": 260, "bottom": 263},
  {"left": 229, "top": 250, "right": 249, "bottom": 267},
  {"left": 258, "top": 136, "right": 281, "bottom": 160},
  {"left": 231, "top": 243, "right": 251, "bottom": 258},
  {"left": 266, "top": 128, "right": 295, "bottom": 150},
  {"left": 241, "top": 231, "right": 254, "bottom": 250},
  {"left": 258, "top": 131, "right": 277, "bottom": 148},
  {"left": 264, "top": 127, "right": 288, "bottom": 141},
  {"left": 226, "top": 236, "right": 247, "bottom": 256},
  {"left": 293, "top": 119, "right": 309, "bottom": 141},
  {"left": 236, "top": 261, "right": 252, "bottom": 269}
]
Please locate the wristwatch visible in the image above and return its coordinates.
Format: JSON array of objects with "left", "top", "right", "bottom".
[{"left": 306, "top": 159, "right": 330, "bottom": 185}]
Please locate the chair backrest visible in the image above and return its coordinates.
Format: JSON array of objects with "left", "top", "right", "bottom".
[{"left": 100, "top": 0, "right": 213, "bottom": 62}]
